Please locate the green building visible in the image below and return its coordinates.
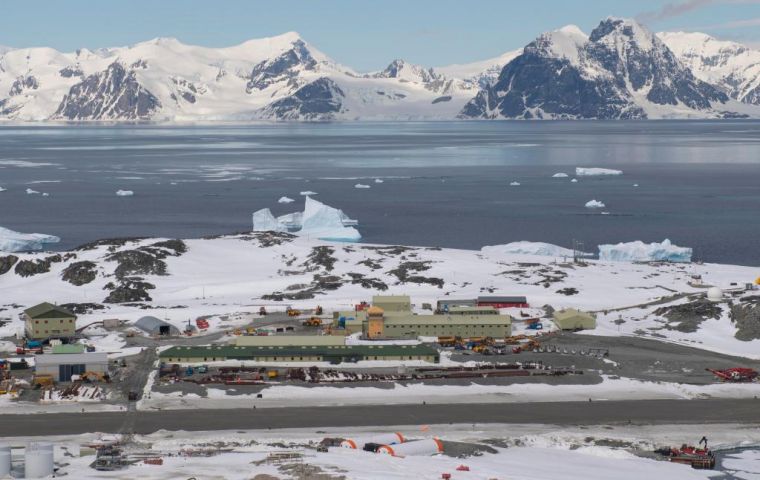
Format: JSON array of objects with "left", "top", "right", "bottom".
[
  {"left": 378, "top": 313, "right": 512, "bottom": 339},
  {"left": 23, "top": 302, "right": 77, "bottom": 340},
  {"left": 372, "top": 295, "right": 411, "bottom": 312},
  {"left": 160, "top": 344, "right": 440, "bottom": 364}
]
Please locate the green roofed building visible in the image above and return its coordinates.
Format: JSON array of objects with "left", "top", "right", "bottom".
[
  {"left": 160, "top": 344, "right": 440, "bottom": 364},
  {"left": 23, "top": 302, "right": 77, "bottom": 340}
]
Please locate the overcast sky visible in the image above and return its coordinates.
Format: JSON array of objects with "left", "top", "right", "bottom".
[{"left": 3, "top": 0, "right": 760, "bottom": 71}]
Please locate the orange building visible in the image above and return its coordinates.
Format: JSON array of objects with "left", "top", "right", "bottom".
[{"left": 366, "top": 306, "right": 385, "bottom": 339}]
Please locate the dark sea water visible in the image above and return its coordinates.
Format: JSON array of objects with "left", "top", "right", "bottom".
[{"left": 1, "top": 121, "right": 760, "bottom": 265}]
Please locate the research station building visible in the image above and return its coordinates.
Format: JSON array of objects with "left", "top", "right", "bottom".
[
  {"left": 553, "top": 309, "right": 597, "bottom": 331},
  {"left": 23, "top": 303, "right": 77, "bottom": 340},
  {"left": 160, "top": 344, "right": 440, "bottom": 364},
  {"left": 34, "top": 352, "right": 109, "bottom": 382}
]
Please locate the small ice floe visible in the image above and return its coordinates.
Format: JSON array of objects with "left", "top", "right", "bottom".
[
  {"left": 571, "top": 178, "right": 578, "bottom": 183},
  {"left": 552, "top": 172, "right": 569, "bottom": 178},
  {"left": 278, "top": 196, "right": 295, "bottom": 204},
  {"left": 300, "top": 190, "right": 318, "bottom": 196},
  {"left": 601, "top": 211, "right": 610, "bottom": 215},
  {"left": 116, "top": 190, "right": 134, "bottom": 197},
  {"left": 585, "top": 199, "right": 605, "bottom": 208},
  {"left": 633, "top": 184, "right": 639, "bottom": 187},
  {"left": 509, "top": 181, "right": 521, "bottom": 186},
  {"left": 170, "top": 182, "right": 178, "bottom": 186},
  {"left": 576, "top": 167, "right": 623, "bottom": 176},
  {"left": 0, "top": 187, "right": 6, "bottom": 192},
  {"left": 374, "top": 179, "right": 384, "bottom": 184},
  {"left": 25, "top": 188, "right": 39, "bottom": 195},
  {"left": 354, "top": 184, "right": 371, "bottom": 189},
  {"left": 42, "top": 193, "right": 49, "bottom": 197}
]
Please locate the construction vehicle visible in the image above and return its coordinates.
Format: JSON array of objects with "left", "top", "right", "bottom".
[
  {"left": 286, "top": 308, "right": 301, "bottom": 317},
  {"left": 81, "top": 371, "right": 110, "bottom": 383},
  {"left": 267, "top": 370, "right": 278, "bottom": 379},
  {"left": 315, "top": 305, "right": 323, "bottom": 315},
  {"left": 196, "top": 318, "right": 210, "bottom": 330},
  {"left": 246, "top": 327, "right": 257, "bottom": 335},
  {"left": 303, "top": 317, "right": 322, "bottom": 327},
  {"left": 437, "top": 336, "right": 458, "bottom": 347},
  {"left": 196, "top": 365, "right": 209, "bottom": 374},
  {"left": 32, "top": 374, "right": 54, "bottom": 389},
  {"left": 707, "top": 367, "right": 758, "bottom": 383},
  {"left": 526, "top": 322, "right": 543, "bottom": 331},
  {"left": 259, "top": 307, "right": 267, "bottom": 316}
]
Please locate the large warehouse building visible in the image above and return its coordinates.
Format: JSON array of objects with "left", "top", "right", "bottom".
[
  {"left": 365, "top": 308, "right": 512, "bottom": 339},
  {"left": 34, "top": 352, "right": 109, "bottom": 382},
  {"left": 160, "top": 344, "right": 440, "bottom": 364},
  {"left": 553, "top": 309, "right": 597, "bottom": 331},
  {"left": 234, "top": 335, "right": 346, "bottom": 347}
]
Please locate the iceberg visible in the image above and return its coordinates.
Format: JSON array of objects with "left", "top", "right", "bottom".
[
  {"left": 0, "top": 187, "right": 6, "bottom": 192},
  {"left": 552, "top": 172, "right": 569, "bottom": 178},
  {"left": 374, "top": 179, "right": 384, "bottom": 184},
  {"left": 481, "top": 241, "right": 589, "bottom": 258},
  {"left": 576, "top": 167, "right": 623, "bottom": 176},
  {"left": 116, "top": 190, "right": 134, "bottom": 196},
  {"left": 354, "top": 184, "right": 371, "bottom": 189},
  {"left": 300, "top": 190, "right": 318, "bottom": 196},
  {"left": 598, "top": 239, "right": 692, "bottom": 263},
  {"left": 252, "top": 197, "right": 360, "bottom": 241},
  {"left": 0, "top": 226, "right": 60, "bottom": 253},
  {"left": 571, "top": 178, "right": 578, "bottom": 183},
  {"left": 278, "top": 196, "right": 295, "bottom": 204},
  {"left": 26, "top": 188, "right": 39, "bottom": 195},
  {"left": 252, "top": 208, "right": 287, "bottom": 232},
  {"left": 585, "top": 199, "right": 605, "bottom": 208}
]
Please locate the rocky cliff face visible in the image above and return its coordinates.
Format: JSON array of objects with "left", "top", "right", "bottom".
[
  {"left": 461, "top": 19, "right": 733, "bottom": 119},
  {"left": 258, "top": 77, "right": 345, "bottom": 120},
  {"left": 246, "top": 39, "right": 317, "bottom": 93},
  {"left": 53, "top": 62, "right": 160, "bottom": 120}
]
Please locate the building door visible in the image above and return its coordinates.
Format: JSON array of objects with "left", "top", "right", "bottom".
[
  {"left": 59, "top": 363, "right": 86, "bottom": 382},
  {"left": 159, "top": 326, "right": 170, "bottom": 336}
]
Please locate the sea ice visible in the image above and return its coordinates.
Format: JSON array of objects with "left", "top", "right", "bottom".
[
  {"left": 278, "top": 196, "right": 295, "bottom": 204},
  {"left": 25, "top": 188, "right": 39, "bottom": 195},
  {"left": 576, "top": 167, "right": 623, "bottom": 176},
  {"left": 552, "top": 172, "right": 569, "bottom": 178},
  {"left": 0, "top": 226, "right": 60, "bottom": 252},
  {"left": 482, "top": 241, "right": 588, "bottom": 258},
  {"left": 116, "top": 190, "right": 134, "bottom": 196},
  {"left": 585, "top": 199, "right": 605, "bottom": 208},
  {"left": 509, "top": 181, "right": 521, "bottom": 186},
  {"left": 354, "top": 184, "right": 371, "bottom": 189},
  {"left": 300, "top": 190, "right": 318, "bottom": 196},
  {"left": 374, "top": 179, "right": 384, "bottom": 184},
  {"left": 598, "top": 239, "right": 692, "bottom": 263}
]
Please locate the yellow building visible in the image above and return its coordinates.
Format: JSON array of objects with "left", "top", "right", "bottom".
[
  {"left": 553, "top": 309, "right": 597, "bottom": 331},
  {"left": 372, "top": 295, "right": 411, "bottom": 312},
  {"left": 23, "top": 302, "right": 77, "bottom": 340}
]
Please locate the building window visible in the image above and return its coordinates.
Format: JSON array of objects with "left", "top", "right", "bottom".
[{"left": 35, "top": 320, "right": 39, "bottom": 325}]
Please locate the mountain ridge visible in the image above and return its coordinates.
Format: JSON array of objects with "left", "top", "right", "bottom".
[{"left": 1, "top": 20, "right": 759, "bottom": 121}]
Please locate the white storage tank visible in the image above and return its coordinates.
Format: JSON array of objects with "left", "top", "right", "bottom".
[
  {"left": 377, "top": 438, "right": 443, "bottom": 457},
  {"left": 707, "top": 287, "right": 724, "bottom": 302},
  {"left": 341, "top": 432, "right": 405, "bottom": 449},
  {"left": 0, "top": 444, "right": 11, "bottom": 477},
  {"left": 25, "top": 442, "right": 54, "bottom": 479}
]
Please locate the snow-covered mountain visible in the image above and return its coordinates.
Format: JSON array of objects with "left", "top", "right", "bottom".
[
  {"left": 1, "top": 21, "right": 759, "bottom": 121},
  {"left": 0, "top": 32, "right": 478, "bottom": 121},
  {"left": 460, "top": 18, "right": 745, "bottom": 119},
  {"left": 659, "top": 31, "right": 760, "bottom": 106}
]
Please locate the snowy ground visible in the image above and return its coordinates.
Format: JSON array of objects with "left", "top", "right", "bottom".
[
  {"left": 3, "top": 423, "right": 759, "bottom": 480},
  {"left": 1, "top": 233, "right": 759, "bottom": 360},
  {"left": 138, "top": 374, "right": 760, "bottom": 411}
]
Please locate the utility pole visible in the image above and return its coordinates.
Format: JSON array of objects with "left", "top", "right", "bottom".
[{"left": 572, "top": 239, "right": 585, "bottom": 264}]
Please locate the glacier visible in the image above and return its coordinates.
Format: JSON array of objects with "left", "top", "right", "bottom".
[
  {"left": 252, "top": 196, "right": 360, "bottom": 242},
  {"left": 598, "top": 239, "right": 692, "bottom": 263},
  {"left": 576, "top": 168, "right": 623, "bottom": 176},
  {"left": 481, "top": 241, "right": 587, "bottom": 258},
  {"left": 0, "top": 226, "right": 60, "bottom": 253}
]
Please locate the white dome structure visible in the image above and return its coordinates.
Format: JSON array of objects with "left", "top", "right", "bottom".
[{"left": 707, "top": 287, "right": 724, "bottom": 302}]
